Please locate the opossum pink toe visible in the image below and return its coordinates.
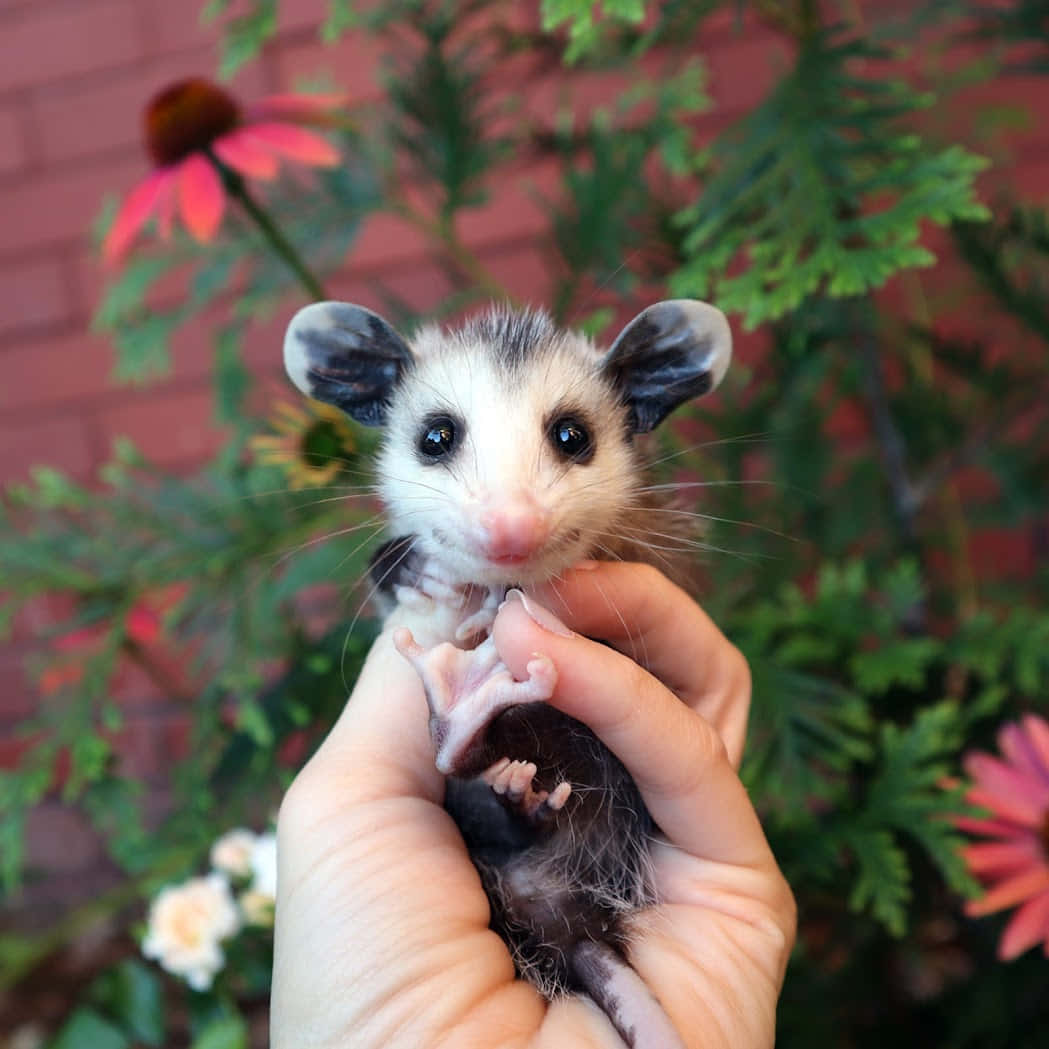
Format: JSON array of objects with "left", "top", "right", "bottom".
[
  {"left": 548, "top": 781, "right": 572, "bottom": 810},
  {"left": 482, "top": 757, "right": 512, "bottom": 784}
]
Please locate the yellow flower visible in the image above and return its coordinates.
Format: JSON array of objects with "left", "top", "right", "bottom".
[{"left": 250, "top": 399, "right": 356, "bottom": 489}]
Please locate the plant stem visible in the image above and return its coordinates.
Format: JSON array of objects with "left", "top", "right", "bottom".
[
  {"left": 857, "top": 328, "right": 917, "bottom": 542},
  {"left": 386, "top": 197, "right": 515, "bottom": 305},
  {"left": 208, "top": 153, "right": 328, "bottom": 302},
  {"left": 122, "top": 639, "right": 197, "bottom": 704}
]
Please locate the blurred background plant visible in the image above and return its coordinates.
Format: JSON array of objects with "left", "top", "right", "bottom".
[{"left": 2, "top": 1, "right": 1048, "bottom": 1046}]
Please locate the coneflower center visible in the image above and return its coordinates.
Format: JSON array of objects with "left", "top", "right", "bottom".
[
  {"left": 301, "top": 420, "right": 347, "bottom": 468},
  {"left": 1042, "top": 809, "right": 1049, "bottom": 856},
  {"left": 145, "top": 78, "right": 240, "bottom": 167}
]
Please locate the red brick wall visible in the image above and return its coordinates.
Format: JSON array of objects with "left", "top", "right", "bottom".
[{"left": 1, "top": 0, "right": 1047, "bottom": 921}]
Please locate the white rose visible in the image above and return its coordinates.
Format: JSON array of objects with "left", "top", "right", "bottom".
[
  {"left": 239, "top": 888, "right": 276, "bottom": 927},
  {"left": 250, "top": 831, "right": 277, "bottom": 900},
  {"left": 209, "top": 828, "right": 257, "bottom": 879},
  {"left": 142, "top": 873, "right": 241, "bottom": 990}
]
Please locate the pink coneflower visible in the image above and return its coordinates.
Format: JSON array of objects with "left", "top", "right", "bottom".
[
  {"left": 39, "top": 586, "right": 186, "bottom": 695},
  {"left": 103, "top": 78, "right": 344, "bottom": 263},
  {"left": 957, "top": 713, "right": 1049, "bottom": 960}
]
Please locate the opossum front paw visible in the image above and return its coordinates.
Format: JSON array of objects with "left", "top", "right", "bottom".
[
  {"left": 393, "top": 631, "right": 559, "bottom": 776},
  {"left": 483, "top": 758, "right": 572, "bottom": 824},
  {"left": 394, "top": 562, "right": 469, "bottom": 613}
]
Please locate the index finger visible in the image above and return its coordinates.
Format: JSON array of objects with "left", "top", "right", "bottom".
[{"left": 528, "top": 561, "right": 751, "bottom": 767}]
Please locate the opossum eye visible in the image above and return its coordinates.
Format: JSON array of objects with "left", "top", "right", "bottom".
[
  {"left": 418, "top": 415, "right": 458, "bottom": 459},
  {"left": 549, "top": 416, "right": 593, "bottom": 463}
]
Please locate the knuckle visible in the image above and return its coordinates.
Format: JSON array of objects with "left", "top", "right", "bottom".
[
  {"left": 725, "top": 640, "right": 752, "bottom": 700},
  {"left": 670, "top": 711, "right": 731, "bottom": 795},
  {"left": 770, "top": 872, "right": 798, "bottom": 952}
]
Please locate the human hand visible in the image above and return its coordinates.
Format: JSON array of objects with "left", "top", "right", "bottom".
[{"left": 271, "top": 562, "right": 795, "bottom": 1048}]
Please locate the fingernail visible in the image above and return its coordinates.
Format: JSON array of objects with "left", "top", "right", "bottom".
[
  {"left": 503, "top": 588, "right": 574, "bottom": 637},
  {"left": 573, "top": 559, "right": 601, "bottom": 572}
]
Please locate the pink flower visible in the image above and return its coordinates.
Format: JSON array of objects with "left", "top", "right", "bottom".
[
  {"left": 103, "top": 78, "right": 345, "bottom": 263},
  {"left": 957, "top": 713, "right": 1049, "bottom": 960}
]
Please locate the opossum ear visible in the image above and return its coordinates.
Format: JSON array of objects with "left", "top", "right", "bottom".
[
  {"left": 602, "top": 299, "right": 732, "bottom": 434},
  {"left": 283, "top": 302, "right": 414, "bottom": 427}
]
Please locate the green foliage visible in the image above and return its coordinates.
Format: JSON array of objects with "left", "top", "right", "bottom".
[
  {"left": 6, "top": 0, "right": 1049, "bottom": 1046},
  {"left": 384, "top": 15, "right": 511, "bottom": 219},
  {"left": 49, "top": 1009, "right": 129, "bottom": 1049},
  {"left": 670, "top": 30, "right": 990, "bottom": 328},
  {"left": 541, "top": 0, "right": 645, "bottom": 61},
  {"left": 737, "top": 561, "right": 990, "bottom": 937},
  {"left": 203, "top": 0, "right": 278, "bottom": 79},
  {"left": 190, "top": 1014, "right": 248, "bottom": 1049}
]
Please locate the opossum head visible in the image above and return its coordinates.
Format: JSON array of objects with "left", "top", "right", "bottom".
[{"left": 283, "top": 299, "right": 731, "bottom": 587}]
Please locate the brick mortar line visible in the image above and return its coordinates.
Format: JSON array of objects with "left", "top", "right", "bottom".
[{"left": 0, "top": 16, "right": 385, "bottom": 108}]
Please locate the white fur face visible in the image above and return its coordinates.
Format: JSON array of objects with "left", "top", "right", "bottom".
[{"left": 377, "top": 315, "right": 640, "bottom": 587}]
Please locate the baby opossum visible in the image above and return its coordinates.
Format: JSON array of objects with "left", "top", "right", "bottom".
[{"left": 282, "top": 300, "right": 732, "bottom": 1048}]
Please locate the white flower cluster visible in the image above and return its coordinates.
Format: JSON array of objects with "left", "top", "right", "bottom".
[{"left": 142, "top": 826, "right": 277, "bottom": 990}]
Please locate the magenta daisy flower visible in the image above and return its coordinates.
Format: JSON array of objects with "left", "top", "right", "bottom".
[
  {"left": 957, "top": 713, "right": 1049, "bottom": 960},
  {"left": 103, "top": 78, "right": 345, "bottom": 263}
]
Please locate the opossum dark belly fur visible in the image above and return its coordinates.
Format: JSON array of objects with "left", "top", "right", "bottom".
[{"left": 445, "top": 702, "right": 655, "bottom": 999}]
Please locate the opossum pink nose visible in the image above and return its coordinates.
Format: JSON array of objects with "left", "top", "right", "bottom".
[{"left": 478, "top": 503, "right": 551, "bottom": 563}]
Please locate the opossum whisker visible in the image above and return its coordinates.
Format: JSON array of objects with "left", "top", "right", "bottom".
[
  {"left": 588, "top": 528, "right": 682, "bottom": 579},
  {"left": 261, "top": 515, "right": 387, "bottom": 579},
  {"left": 636, "top": 431, "right": 774, "bottom": 471},
  {"left": 628, "top": 504, "right": 799, "bottom": 543},
  {"left": 340, "top": 531, "right": 424, "bottom": 689},
  {"left": 589, "top": 567, "right": 648, "bottom": 671},
  {"left": 605, "top": 521, "right": 772, "bottom": 564},
  {"left": 634, "top": 478, "right": 777, "bottom": 493}
]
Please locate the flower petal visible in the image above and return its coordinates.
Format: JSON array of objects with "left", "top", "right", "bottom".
[
  {"left": 240, "top": 122, "right": 340, "bottom": 168},
  {"left": 249, "top": 92, "right": 347, "bottom": 124},
  {"left": 963, "top": 839, "right": 1043, "bottom": 876},
  {"left": 126, "top": 604, "right": 161, "bottom": 645},
  {"left": 953, "top": 814, "right": 1025, "bottom": 840},
  {"left": 156, "top": 177, "right": 177, "bottom": 240},
  {"left": 966, "top": 785, "right": 1044, "bottom": 828},
  {"left": 998, "top": 889, "right": 1049, "bottom": 960},
  {"left": 965, "top": 865, "right": 1049, "bottom": 917},
  {"left": 999, "top": 721, "right": 1049, "bottom": 788},
  {"left": 1021, "top": 714, "right": 1049, "bottom": 780},
  {"left": 212, "top": 127, "right": 279, "bottom": 179},
  {"left": 178, "top": 154, "right": 226, "bottom": 242},
  {"left": 103, "top": 169, "right": 176, "bottom": 263},
  {"left": 964, "top": 752, "right": 1049, "bottom": 822}
]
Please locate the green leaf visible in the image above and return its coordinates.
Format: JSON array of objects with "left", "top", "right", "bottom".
[
  {"left": 217, "top": 0, "right": 277, "bottom": 79},
  {"left": 89, "top": 960, "right": 165, "bottom": 1046},
  {"left": 541, "top": 0, "right": 646, "bottom": 61},
  {"left": 190, "top": 1014, "right": 248, "bottom": 1049},
  {"left": 50, "top": 1008, "right": 129, "bottom": 1049},
  {"left": 214, "top": 325, "right": 249, "bottom": 424},
  {"left": 92, "top": 256, "right": 175, "bottom": 332},
  {"left": 844, "top": 826, "right": 911, "bottom": 936},
  {"left": 25, "top": 466, "right": 88, "bottom": 511},
  {"left": 864, "top": 701, "right": 980, "bottom": 902},
  {"left": 235, "top": 699, "right": 275, "bottom": 748},
  {"left": 322, "top": 0, "right": 359, "bottom": 40},
  {"left": 110, "top": 311, "right": 182, "bottom": 383},
  {"left": 850, "top": 637, "right": 942, "bottom": 694},
  {"left": 201, "top": 0, "right": 234, "bottom": 21}
]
